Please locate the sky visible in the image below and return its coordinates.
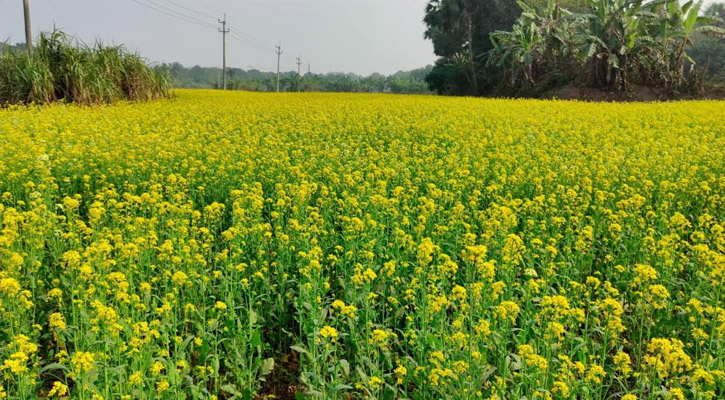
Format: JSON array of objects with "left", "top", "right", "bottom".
[{"left": 0, "top": 0, "right": 438, "bottom": 75}]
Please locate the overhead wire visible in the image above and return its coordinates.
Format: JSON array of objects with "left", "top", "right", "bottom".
[
  {"left": 129, "top": 0, "right": 294, "bottom": 71},
  {"left": 159, "top": 0, "right": 218, "bottom": 21},
  {"left": 228, "top": 27, "right": 273, "bottom": 48},
  {"left": 142, "top": 0, "right": 216, "bottom": 27},
  {"left": 132, "top": 0, "right": 275, "bottom": 52},
  {"left": 228, "top": 29, "right": 275, "bottom": 53},
  {"left": 130, "top": 0, "right": 216, "bottom": 29}
]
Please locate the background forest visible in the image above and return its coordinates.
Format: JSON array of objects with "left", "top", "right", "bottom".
[{"left": 154, "top": 63, "right": 433, "bottom": 94}]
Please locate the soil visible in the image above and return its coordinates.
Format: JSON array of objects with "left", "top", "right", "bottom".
[
  {"left": 257, "top": 350, "right": 302, "bottom": 400},
  {"left": 544, "top": 84, "right": 661, "bottom": 102},
  {"left": 540, "top": 83, "right": 725, "bottom": 102}
]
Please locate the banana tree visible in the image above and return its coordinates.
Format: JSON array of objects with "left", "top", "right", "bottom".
[
  {"left": 486, "top": 0, "right": 725, "bottom": 94},
  {"left": 574, "top": 0, "right": 644, "bottom": 90},
  {"left": 670, "top": 0, "right": 725, "bottom": 82},
  {"left": 489, "top": 1, "right": 545, "bottom": 85},
  {"left": 489, "top": 0, "right": 573, "bottom": 86}
]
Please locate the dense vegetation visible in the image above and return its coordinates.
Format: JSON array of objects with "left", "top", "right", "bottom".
[
  {"left": 689, "top": 3, "right": 725, "bottom": 83},
  {"left": 155, "top": 63, "right": 432, "bottom": 94},
  {"left": 0, "top": 31, "right": 170, "bottom": 105},
  {"left": 423, "top": 0, "right": 522, "bottom": 95},
  {"left": 424, "top": 0, "right": 725, "bottom": 97},
  {"left": 0, "top": 90, "right": 723, "bottom": 399}
]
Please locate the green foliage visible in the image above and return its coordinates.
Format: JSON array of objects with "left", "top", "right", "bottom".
[
  {"left": 423, "top": 0, "right": 522, "bottom": 95},
  {"left": 425, "top": 59, "right": 475, "bottom": 94},
  {"left": 689, "top": 3, "right": 725, "bottom": 83},
  {"left": 156, "top": 62, "right": 433, "bottom": 94},
  {"left": 0, "top": 31, "right": 170, "bottom": 105},
  {"left": 488, "top": 0, "right": 725, "bottom": 95}
]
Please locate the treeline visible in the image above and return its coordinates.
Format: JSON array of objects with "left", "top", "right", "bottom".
[
  {"left": 424, "top": 0, "right": 725, "bottom": 98},
  {"left": 0, "top": 31, "right": 170, "bottom": 105},
  {"left": 155, "top": 63, "right": 433, "bottom": 94}
]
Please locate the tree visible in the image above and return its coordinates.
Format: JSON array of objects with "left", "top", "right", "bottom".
[{"left": 424, "top": 0, "right": 521, "bottom": 95}]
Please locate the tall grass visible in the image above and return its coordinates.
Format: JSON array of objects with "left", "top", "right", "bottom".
[{"left": 0, "top": 31, "right": 170, "bottom": 105}]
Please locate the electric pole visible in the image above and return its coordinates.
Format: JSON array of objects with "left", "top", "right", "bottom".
[
  {"left": 275, "top": 43, "right": 283, "bottom": 92},
  {"left": 23, "top": 0, "right": 33, "bottom": 55},
  {"left": 218, "top": 14, "right": 229, "bottom": 90},
  {"left": 296, "top": 56, "right": 302, "bottom": 92},
  {"left": 308, "top": 63, "right": 311, "bottom": 75}
]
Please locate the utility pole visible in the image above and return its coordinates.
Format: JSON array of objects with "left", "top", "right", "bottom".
[
  {"left": 218, "top": 14, "right": 229, "bottom": 90},
  {"left": 307, "top": 63, "right": 311, "bottom": 75},
  {"left": 296, "top": 55, "right": 302, "bottom": 92},
  {"left": 23, "top": 0, "right": 33, "bottom": 55},
  {"left": 275, "top": 43, "right": 282, "bottom": 92}
]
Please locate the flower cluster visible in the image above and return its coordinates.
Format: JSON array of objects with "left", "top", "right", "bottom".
[{"left": 0, "top": 90, "right": 722, "bottom": 399}]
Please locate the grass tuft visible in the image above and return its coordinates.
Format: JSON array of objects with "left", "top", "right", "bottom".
[{"left": 0, "top": 30, "right": 170, "bottom": 106}]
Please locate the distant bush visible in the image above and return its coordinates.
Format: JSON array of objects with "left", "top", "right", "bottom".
[{"left": 0, "top": 31, "right": 170, "bottom": 105}]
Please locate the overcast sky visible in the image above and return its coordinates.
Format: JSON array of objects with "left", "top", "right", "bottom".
[{"left": 0, "top": 0, "right": 437, "bottom": 75}]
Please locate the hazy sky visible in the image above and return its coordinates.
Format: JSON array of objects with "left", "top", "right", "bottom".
[{"left": 0, "top": 0, "right": 437, "bottom": 75}]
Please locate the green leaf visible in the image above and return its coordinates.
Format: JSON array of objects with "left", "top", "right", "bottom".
[
  {"left": 696, "top": 25, "right": 725, "bottom": 38},
  {"left": 260, "top": 357, "right": 275, "bottom": 376},
  {"left": 221, "top": 384, "right": 241, "bottom": 396},
  {"left": 695, "top": 16, "right": 720, "bottom": 25},
  {"left": 250, "top": 331, "right": 262, "bottom": 348},
  {"left": 339, "top": 358, "right": 350, "bottom": 375},
  {"left": 290, "top": 345, "right": 309, "bottom": 356},
  {"left": 682, "top": 0, "right": 694, "bottom": 14},
  {"left": 586, "top": 43, "right": 597, "bottom": 58},
  {"left": 608, "top": 56, "right": 620, "bottom": 68},
  {"left": 40, "top": 363, "right": 64, "bottom": 373}
]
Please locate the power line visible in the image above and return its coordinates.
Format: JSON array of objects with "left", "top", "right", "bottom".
[
  {"left": 228, "top": 30, "right": 257, "bottom": 45},
  {"left": 130, "top": 2, "right": 274, "bottom": 53},
  {"left": 228, "top": 27, "right": 273, "bottom": 48},
  {"left": 159, "top": 0, "right": 217, "bottom": 21},
  {"left": 228, "top": 31, "right": 274, "bottom": 53},
  {"left": 132, "top": 0, "right": 277, "bottom": 53},
  {"left": 228, "top": 28, "right": 275, "bottom": 51},
  {"left": 141, "top": 0, "right": 216, "bottom": 27},
  {"left": 130, "top": 0, "right": 216, "bottom": 29},
  {"left": 129, "top": 0, "right": 287, "bottom": 76}
]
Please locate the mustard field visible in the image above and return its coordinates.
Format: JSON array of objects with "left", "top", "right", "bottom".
[{"left": 0, "top": 90, "right": 723, "bottom": 399}]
